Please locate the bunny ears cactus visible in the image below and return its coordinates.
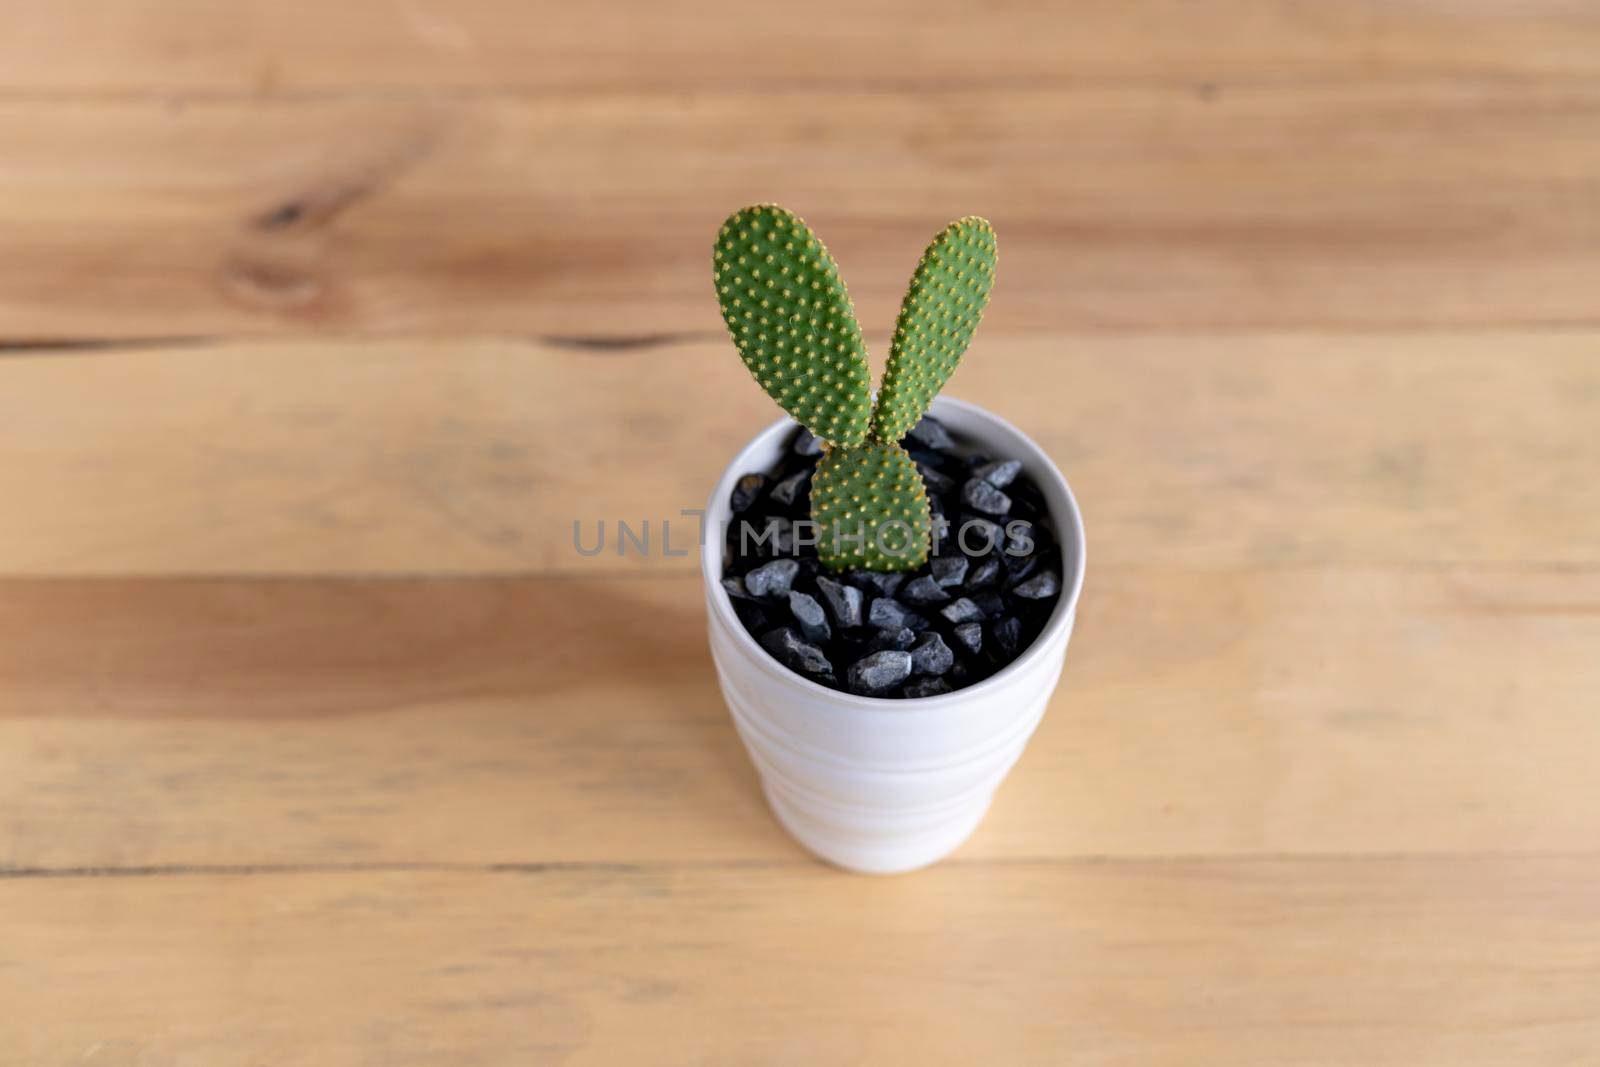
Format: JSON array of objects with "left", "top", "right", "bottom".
[{"left": 713, "top": 205, "right": 997, "bottom": 571}]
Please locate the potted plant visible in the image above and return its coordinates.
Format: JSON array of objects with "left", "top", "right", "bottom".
[{"left": 702, "top": 205, "right": 1085, "bottom": 873}]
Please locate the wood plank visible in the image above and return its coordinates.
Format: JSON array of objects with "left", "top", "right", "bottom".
[
  {"left": 2, "top": 569, "right": 1595, "bottom": 870},
  {"left": 5, "top": 0, "right": 1600, "bottom": 95},
  {"left": 0, "top": 87, "right": 1597, "bottom": 338},
  {"left": 1, "top": 331, "right": 1596, "bottom": 576},
  {"left": 2, "top": 856, "right": 1597, "bottom": 1064}
]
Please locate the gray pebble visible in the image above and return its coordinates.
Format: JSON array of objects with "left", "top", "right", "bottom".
[
  {"left": 962, "top": 478, "right": 1013, "bottom": 516},
  {"left": 930, "top": 554, "right": 968, "bottom": 587},
  {"left": 952, "top": 621, "right": 983, "bottom": 655},
  {"left": 993, "top": 617, "right": 1023, "bottom": 658},
  {"left": 1004, "top": 549, "right": 1040, "bottom": 582},
  {"left": 722, "top": 575, "right": 753, "bottom": 601},
  {"left": 815, "top": 576, "right": 863, "bottom": 629},
  {"left": 854, "top": 571, "right": 906, "bottom": 598},
  {"left": 869, "top": 597, "right": 925, "bottom": 631},
  {"left": 759, "top": 627, "right": 834, "bottom": 679},
  {"left": 965, "top": 557, "right": 1002, "bottom": 589},
  {"left": 788, "top": 591, "right": 832, "bottom": 642},
  {"left": 918, "top": 464, "right": 956, "bottom": 495},
  {"left": 940, "top": 597, "right": 984, "bottom": 625},
  {"left": 905, "top": 415, "right": 955, "bottom": 451},
  {"left": 743, "top": 558, "right": 799, "bottom": 598},
  {"left": 901, "top": 677, "right": 951, "bottom": 699},
  {"left": 792, "top": 427, "right": 824, "bottom": 456},
  {"left": 867, "top": 626, "right": 917, "bottom": 653},
  {"left": 975, "top": 459, "right": 1023, "bottom": 488},
  {"left": 901, "top": 575, "right": 950, "bottom": 606},
  {"left": 910, "top": 631, "right": 955, "bottom": 676},
  {"left": 1013, "top": 569, "right": 1061, "bottom": 600},
  {"left": 973, "top": 591, "right": 1006, "bottom": 618},
  {"left": 730, "top": 473, "right": 766, "bottom": 513},
  {"left": 847, "top": 650, "right": 914, "bottom": 695},
  {"left": 769, "top": 469, "right": 811, "bottom": 507}
]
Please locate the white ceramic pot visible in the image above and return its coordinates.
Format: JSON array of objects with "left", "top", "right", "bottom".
[{"left": 702, "top": 396, "right": 1086, "bottom": 874}]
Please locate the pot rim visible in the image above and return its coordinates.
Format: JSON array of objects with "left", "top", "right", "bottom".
[{"left": 703, "top": 396, "right": 1086, "bottom": 712}]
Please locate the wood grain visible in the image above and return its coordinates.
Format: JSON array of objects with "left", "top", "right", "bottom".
[
  {"left": 3, "top": 857, "right": 1597, "bottom": 1065},
  {"left": 0, "top": 85, "right": 1597, "bottom": 339},
  {"left": 5, "top": 0, "right": 1600, "bottom": 95},
  {"left": 4, "top": 2, "right": 1597, "bottom": 1059},
  {"left": 2, "top": 568, "right": 1595, "bottom": 871},
  {"left": 1, "top": 331, "right": 1595, "bottom": 576}
]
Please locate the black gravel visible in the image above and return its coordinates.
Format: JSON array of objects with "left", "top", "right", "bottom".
[
  {"left": 869, "top": 597, "right": 926, "bottom": 632},
  {"left": 722, "top": 414, "right": 1065, "bottom": 699},
  {"left": 965, "top": 557, "right": 1001, "bottom": 590},
  {"left": 814, "top": 576, "right": 863, "bottom": 629},
  {"left": 769, "top": 468, "right": 811, "bottom": 508},
  {"left": 971, "top": 591, "right": 1006, "bottom": 618},
  {"left": 902, "top": 677, "right": 951, "bottom": 699},
  {"left": 902, "top": 575, "right": 950, "bottom": 606},
  {"left": 788, "top": 590, "right": 831, "bottom": 643},
  {"left": 867, "top": 626, "right": 916, "bottom": 653},
  {"left": 952, "top": 621, "right": 984, "bottom": 656},
  {"left": 729, "top": 473, "right": 766, "bottom": 514},
  {"left": 792, "top": 428, "right": 825, "bottom": 457},
  {"left": 993, "top": 617, "right": 1023, "bottom": 658},
  {"left": 759, "top": 627, "right": 834, "bottom": 682},
  {"left": 855, "top": 572, "right": 905, "bottom": 599},
  {"left": 916, "top": 464, "right": 956, "bottom": 495},
  {"left": 929, "top": 554, "right": 968, "bottom": 588},
  {"left": 956, "top": 516, "right": 1004, "bottom": 554}
]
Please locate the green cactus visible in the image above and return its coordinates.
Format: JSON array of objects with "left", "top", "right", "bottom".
[
  {"left": 871, "top": 217, "right": 997, "bottom": 443},
  {"left": 810, "top": 440, "right": 933, "bottom": 571},
  {"left": 713, "top": 205, "right": 997, "bottom": 572},
  {"left": 712, "top": 205, "right": 873, "bottom": 448}
]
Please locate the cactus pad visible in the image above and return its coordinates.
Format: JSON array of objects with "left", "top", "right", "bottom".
[
  {"left": 713, "top": 205, "right": 873, "bottom": 447},
  {"left": 870, "top": 217, "right": 997, "bottom": 443},
  {"left": 810, "top": 441, "right": 932, "bottom": 572}
]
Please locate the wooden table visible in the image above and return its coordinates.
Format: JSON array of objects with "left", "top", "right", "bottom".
[{"left": 3, "top": 3, "right": 1598, "bottom": 1063}]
